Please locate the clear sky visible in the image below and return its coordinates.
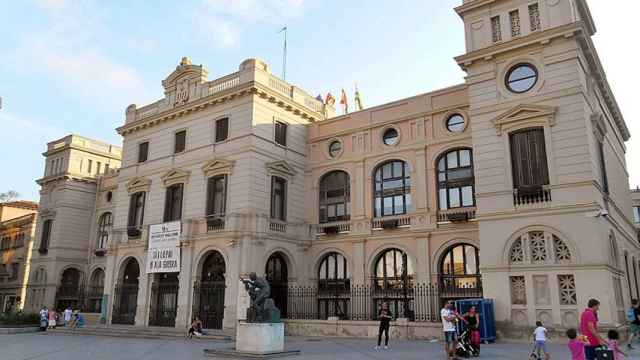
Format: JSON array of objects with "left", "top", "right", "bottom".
[{"left": 1, "top": 0, "right": 639, "bottom": 201}]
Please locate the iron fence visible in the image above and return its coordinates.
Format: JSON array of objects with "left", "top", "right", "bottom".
[{"left": 280, "top": 281, "right": 482, "bottom": 322}]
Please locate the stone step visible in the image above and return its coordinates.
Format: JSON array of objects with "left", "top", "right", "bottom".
[{"left": 44, "top": 325, "right": 233, "bottom": 341}]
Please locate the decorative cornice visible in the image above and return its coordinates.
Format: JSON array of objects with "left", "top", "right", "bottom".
[
  {"left": 492, "top": 104, "right": 556, "bottom": 136},
  {"left": 161, "top": 168, "right": 190, "bottom": 187},
  {"left": 36, "top": 173, "right": 98, "bottom": 186},
  {"left": 125, "top": 177, "right": 151, "bottom": 193},
  {"left": 266, "top": 160, "right": 297, "bottom": 180},
  {"left": 202, "top": 158, "right": 235, "bottom": 178},
  {"left": 117, "top": 82, "right": 322, "bottom": 136}
]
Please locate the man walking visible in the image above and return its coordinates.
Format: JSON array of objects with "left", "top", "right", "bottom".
[
  {"left": 63, "top": 306, "right": 73, "bottom": 327},
  {"left": 441, "top": 301, "right": 464, "bottom": 360},
  {"left": 580, "top": 298, "right": 606, "bottom": 360},
  {"left": 628, "top": 299, "right": 640, "bottom": 349}
]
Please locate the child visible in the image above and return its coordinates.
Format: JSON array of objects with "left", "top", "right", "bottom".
[
  {"left": 607, "top": 329, "right": 627, "bottom": 360},
  {"left": 533, "top": 321, "right": 549, "bottom": 359},
  {"left": 567, "top": 328, "right": 589, "bottom": 360}
]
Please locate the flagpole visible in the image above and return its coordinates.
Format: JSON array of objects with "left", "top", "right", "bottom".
[{"left": 279, "top": 26, "right": 287, "bottom": 80}]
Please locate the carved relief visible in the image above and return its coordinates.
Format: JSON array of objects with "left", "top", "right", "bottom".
[
  {"left": 509, "top": 238, "right": 525, "bottom": 264},
  {"left": 553, "top": 236, "right": 572, "bottom": 263},
  {"left": 529, "top": 231, "right": 548, "bottom": 263},
  {"left": 510, "top": 276, "right": 527, "bottom": 305},
  {"left": 558, "top": 274, "right": 577, "bottom": 305},
  {"left": 533, "top": 275, "right": 551, "bottom": 306}
]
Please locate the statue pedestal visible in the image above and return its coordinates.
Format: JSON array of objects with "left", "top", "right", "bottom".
[{"left": 236, "top": 321, "right": 284, "bottom": 353}]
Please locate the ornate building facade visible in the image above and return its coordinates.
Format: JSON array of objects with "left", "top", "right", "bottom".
[{"left": 23, "top": 0, "right": 640, "bottom": 337}]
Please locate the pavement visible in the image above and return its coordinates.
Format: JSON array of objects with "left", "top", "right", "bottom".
[{"left": 2, "top": 332, "right": 640, "bottom": 359}]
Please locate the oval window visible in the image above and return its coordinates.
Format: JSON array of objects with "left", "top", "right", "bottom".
[
  {"left": 382, "top": 128, "right": 399, "bottom": 146},
  {"left": 446, "top": 114, "right": 465, "bottom": 133},
  {"left": 505, "top": 63, "right": 538, "bottom": 93},
  {"left": 328, "top": 141, "right": 342, "bottom": 158}
]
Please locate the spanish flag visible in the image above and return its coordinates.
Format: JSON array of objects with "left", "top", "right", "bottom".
[
  {"left": 340, "top": 88, "right": 348, "bottom": 114},
  {"left": 325, "top": 92, "right": 336, "bottom": 106}
]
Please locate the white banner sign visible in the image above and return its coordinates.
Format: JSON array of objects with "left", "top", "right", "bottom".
[
  {"left": 148, "top": 221, "right": 181, "bottom": 249},
  {"left": 147, "top": 246, "right": 181, "bottom": 273}
]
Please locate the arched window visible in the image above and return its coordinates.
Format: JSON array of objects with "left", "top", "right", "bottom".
[
  {"left": 57, "top": 268, "right": 82, "bottom": 310},
  {"left": 439, "top": 244, "right": 480, "bottom": 294},
  {"left": 318, "top": 252, "right": 349, "bottom": 290},
  {"left": 97, "top": 212, "right": 112, "bottom": 250},
  {"left": 373, "top": 248, "right": 414, "bottom": 289},
  {"left": 373, "top": 160, "right": 411, "bottom": 217},
  {"left": 266, "top": 252, "right": 289, "bottom": 317},
  {"left": 319, "top": 171, "right": 350, "bottom": 223},
  {"left": 437, "top": 149, "right": 474, "bottom": 210},
  {"left": 195, "top": 251, "right": 226, "bottom": 330}
]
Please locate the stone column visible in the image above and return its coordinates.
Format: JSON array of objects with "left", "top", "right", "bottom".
[
  {"left": 175, "top": 244, "right": 194, "bottom": 328},
  {"left": 416, "top": 237, "right": 430, "bottom": 284},
  {"left": 135, "top": 272, "right": 150, "bottom": 326},
  {"left": 352, "top": 241, "right": 366, "bottom": 285},
  {"left": 223, "top": 239, "right": 242, "bottom": 331},
  {"left": 414, "top": 149, "right": 428, "bottom": 212},
  {"left": 103, "top": 252, "right": 118, "bottom": 324},
  {"left": 354, "top": 161, "right": 365, "bottom": 219}
]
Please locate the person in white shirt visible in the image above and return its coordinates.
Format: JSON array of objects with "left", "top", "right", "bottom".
[
  {"left": 441, "top": 301, "right": 465, "bottom": 360},
  {"left": 63, "top": 306, "right": 73, "bottom": 327},
  {"left": 532, "top": 320, "right": 548, "bottom": 359}
]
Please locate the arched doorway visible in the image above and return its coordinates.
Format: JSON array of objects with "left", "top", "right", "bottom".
[
  {"left": 317, "top": 252, "right": 349, "bottom": 319},
  {"left": 372, "top": 248, "right": 415, "bottom": 319},
  {"left": 87, "top": 269, "right": 105, "bottom": 313},
  {"left": 56, "top": 268, "right": 82, "bottom": 310},
  {"left": 193, "top": 251, "right": 226, "bottom": 329},
  {"left": 112, "top": 258, "right": 140, "bottom": 325},
  {"left": 439, "top": 243, "right": 482, "bottom": 300},
  {"left": 266, "top": 252, "right": 288, "bottom": 318},
  {"left": 148, "top": 273, "right": 179, "bottom": 327}
]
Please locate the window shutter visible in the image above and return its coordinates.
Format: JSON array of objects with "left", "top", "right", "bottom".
[
  {"left": 164, "top": 188, "right": 171, "bottom": 222},
  {"left": 270, "top": 177, "right": 276, "bottom": 219},
  {"left": 138, "top": 142, "right": 149, "bottom": 163},
  {"left": 175, "top": 184, "right": 183, "bottom": 220},
  {"left": 175, "top": 131, "right": 186, "bottom": 153},
  {"left": 510, "top": 128, "right": 549, "bottom": 189},
  {"left": 206, "top": 177, "right": 214, "bottom": 216},
  {"left": 128, "top": 194, "right": 137, "bottom": 227},
  {"left": 216, "top": 118, "right": 229, "bottom": 142}
]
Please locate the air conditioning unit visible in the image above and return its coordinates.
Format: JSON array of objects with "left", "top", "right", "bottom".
[
  {"left": 381, "top": 219, "right": 399, "bottom": 229},
  {"left": 323, "top": 226, "right": 339, "bottom": 234},
  {"left": 447, "top": 212, "right": 469, "bottom": 222}
]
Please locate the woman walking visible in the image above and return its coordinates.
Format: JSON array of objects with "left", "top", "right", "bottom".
[
  {"left": 463, "top": 306, "right": 481, "bottom": 355},
  {"left": 47, "top": 308, "right": 57, "bottom": 329},
  {"left": 374, "top": 301, "right": 392, "bottom": 350}
]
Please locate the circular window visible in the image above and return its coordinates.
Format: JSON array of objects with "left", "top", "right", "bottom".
[
  {"left": 382, "top": 128, "right": 399, "bottom": 146},
  {"left": 446, "top": 114, "right": 465, "bottom": 133},
  {"left": 328, "top": 140, "right": 342, "bottom": 158},
  {"left": 106, "top": 191, "right": 113, "bottom": 202},
  {"left": 505, "top": 63, "right": 538, "bottom": 93}
]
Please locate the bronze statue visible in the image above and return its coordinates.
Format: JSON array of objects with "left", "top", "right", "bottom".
[{"left": 240, "top": 272, "right": 280, "bottom": 323}]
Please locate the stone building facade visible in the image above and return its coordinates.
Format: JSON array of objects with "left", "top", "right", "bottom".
[
  {"left": 23, "top": 0, "right": 640, "bottom": 337},
  {"left": 0, "top": 201, "right": 38, "bottom": 312}
]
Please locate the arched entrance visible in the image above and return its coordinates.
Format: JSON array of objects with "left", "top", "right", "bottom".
[
  {"left": 438, "top": 243, "right": 482, "bottom": 300},
  {"left": 193, "top": 251, "right": 226, "bottom": 329},
  {"left": 112, "top": 258, "right": 140, "bottom": 325},
  {"left": 372, "top": 248, "right": 415, "bottom": 319},
  {"left": 148, "top": 272, "right": 179, "bottom": 327},
  {"left": 266, "top": 252, "right": 288, "bottom": 318},
  {"left": 56, "top": 268, "right": 83, "bottom": 310},
  {"left": 87, "top": 268, "right": 105, "bottom": 313}
]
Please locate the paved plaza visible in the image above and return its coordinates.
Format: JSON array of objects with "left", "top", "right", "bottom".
[{"left": 4, "top": 333, "right": 634, "bottom": 360}]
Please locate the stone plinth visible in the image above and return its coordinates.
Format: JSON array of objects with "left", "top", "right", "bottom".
[{"left": 236, "top": 322, "right": 284, "bottom": 353}]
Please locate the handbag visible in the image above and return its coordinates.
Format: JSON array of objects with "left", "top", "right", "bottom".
[
  {"left": 595, "top": 347, "right": 614, "bottom": 360},
  {"left": 470, "top": 330, "right": 481, "bottom": 346}
]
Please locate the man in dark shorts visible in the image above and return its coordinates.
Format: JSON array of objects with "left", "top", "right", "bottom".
[{"left": 580, "top": 298, "right": 606, "bottom": 360}]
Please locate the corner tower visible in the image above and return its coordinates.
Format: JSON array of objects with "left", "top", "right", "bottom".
[{"left": 455, "top": 0, "right": 636, "bottom": 332}]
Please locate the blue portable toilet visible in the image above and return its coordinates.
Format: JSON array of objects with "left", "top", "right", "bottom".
[{"left": 454, "top": 298, "right": 496, "bottom": 343}]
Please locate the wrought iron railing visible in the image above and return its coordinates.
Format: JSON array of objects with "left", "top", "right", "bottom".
[
  {"left": 192, "top": 281, "right": 226, "bottom": 330},
  {"left": 437, "top": 207, "right": 477, "bottom": 223},
  {"left": 112, "top": 283, "right": 139, "bottom": 325},
  {"left": 371, "top": 214, "right": 412, "bottom": 230},
  {"left": 279, "top": 281, "right": 482, "bottom": 322}
]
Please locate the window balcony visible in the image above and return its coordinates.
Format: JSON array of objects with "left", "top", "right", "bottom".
[
  {"left": 315, "top": 220, "right": 351, "bottom": 235},
  {"left": 206, "top": 214, "right": 226, "bottom": 232},
  {"left": 513, "top": 185, "right": 551, "bottom": 207},
  {"left": 371, "top": 214, "right": 411, "bottom": 230},
  {"left": 269, "top": 219, "right": 287, "bottom": 233},
  {"left": 437, "top": 207, "right": 476, "bottom": 223}
]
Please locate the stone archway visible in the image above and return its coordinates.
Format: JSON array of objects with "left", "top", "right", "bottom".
[
  {"left": 112, "top": 258, "right": 140, "bottom": 325},
  {"left": 193, "top": 250, "right": 226, "bottom": 329},
  {"left": 55, "top": 268, "right": 83, "bottom": 311},
  {"left": 266, "top": 252, "right": 289, "bottom": 318}
]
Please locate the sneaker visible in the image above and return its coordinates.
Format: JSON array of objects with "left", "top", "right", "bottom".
[
  {"left": 374, "top": 346, "right": 379, "bottom": 351},
  {"left": 384, "top": 346, "right": 388, "bottom": 350}
]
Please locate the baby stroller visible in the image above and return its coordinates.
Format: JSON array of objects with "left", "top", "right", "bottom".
[{"left": 456, "top": 328, "right": 480, "bottom": 358}]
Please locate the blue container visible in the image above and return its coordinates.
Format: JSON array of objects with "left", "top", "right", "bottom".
[{"left": 454, "top": 298, "right": 496, "bottom": 343}]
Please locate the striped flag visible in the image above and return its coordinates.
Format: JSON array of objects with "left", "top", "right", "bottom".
[
  {"left": 325, "top": 92, "right": 336, "bottom": 106},
  {"left": 354, "top": 85, "right": 364, "bottom": 111},
  {"left": 340, "top": 88, "right": 348, "bottom": 114}
]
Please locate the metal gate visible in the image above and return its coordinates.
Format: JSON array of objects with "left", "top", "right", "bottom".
[
  {"left": 148, "top": 279, "right": 179, "bottom": 327},
  {"left": 112, "top": 283, "right": 138, "bottom": 325},
  {"left": 192, "top": 281, "right": 225, "bottom": 329}
]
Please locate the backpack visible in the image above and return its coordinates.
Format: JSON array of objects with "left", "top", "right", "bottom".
[{"left": 627, "top": 307, "right": 636, "bottom": 322}]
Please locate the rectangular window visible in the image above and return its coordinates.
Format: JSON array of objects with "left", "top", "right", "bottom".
[
  {"left": 88, "top": 159, "right": 93, "bottom": 173},
  {"left": 598, "top": 142, "right": 609, "bottom": 194},
  {"left": 127, "top": 192, "right": 146, "bottom": 231},
  {"left": 104, "top": 163, "right": 109, "bottom": 173},
  {"left": 163, "top": 184, "right": 183, "bottom": 222},
  {"left": 206, "top": 175, "right": 227, "bottom": 216},
  {"left": 138, "top": 142, "right": 149, "bottom": 163},
  {"left": 633, "top": 206, "right": 640, "bottom": 224},
  {"left": 96, "top": 161, "right": 102, "bottom": 174},
  {"left": 510, "top": 128, "right": 549, "bottom": 190},
  {"left": 174, "top": 130, "right": 186, "bottom": 153},
  {"left": 270, "top": 177, "right": 287, "bottom": 221},
  {"left": 40, "top": 220, "right": 52, "bottom": 253},
  {"left": 275, "top": 121, "right": 287, "bottom": 146},
  {"left": 491, "top": 16, "right": 502, "bottom": 42},
  {"left": 215, "top": 118, "right": 229, "bottom": 142},
  {"left": 510, "top": 10, "right": 521, "bottom": 37},
  {"left": 529, "top": 3, "right": 540, "bottom": 32}
]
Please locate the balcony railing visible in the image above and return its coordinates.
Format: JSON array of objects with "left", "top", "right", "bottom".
[
  {"left": 371, "top": 214, "right": 411, "bottom": 230},
  {"left": 206, "top": 215, "right": 226, "bottom": 232},
  {"left": 513, "top": 185, "right": 552, "bottom": 206},
  {"left": 269, "top": 220, "right": 287, "bottom": 233},
  {"left": 316, "top": 220, "right": 351, "bottom": 235},
  {"left": 437, "top": 207, "right": 476, "bottom": 223}
]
